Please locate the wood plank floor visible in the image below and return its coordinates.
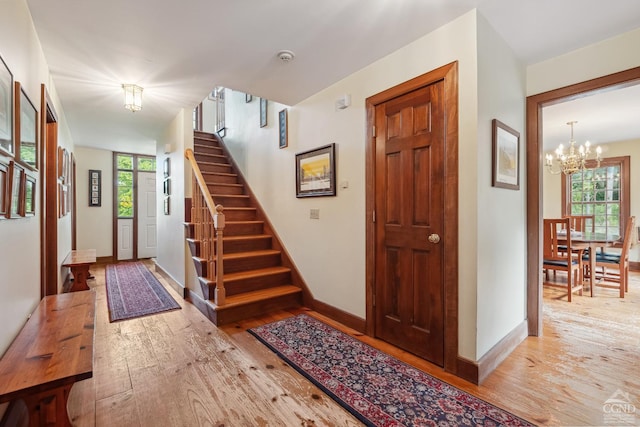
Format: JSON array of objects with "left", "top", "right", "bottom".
[{"left": 67, "top": 262, "right": 640, "bottom": 426}]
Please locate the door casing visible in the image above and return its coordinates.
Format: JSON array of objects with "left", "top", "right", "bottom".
[{"left": 365, "top": 62, "right": 461, "bottom": 375}]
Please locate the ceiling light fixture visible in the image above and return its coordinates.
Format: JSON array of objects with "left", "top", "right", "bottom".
[
  {"left": 122, "top": 84, "right": 143, "bottom": 112},
  {"left": 545, "top": 121, "right": 601, "bottom": 175},
  {"left": 277, "top": 50, "right": 295, "bottom": 63}
]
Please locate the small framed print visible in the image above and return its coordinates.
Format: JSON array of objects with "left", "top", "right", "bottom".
[
  {"left": 245, "top": 93, "right": 253, "bottom": 103},
  {"left": 164, "top": 196, "right": 170, "bottom": 215},
  {"left": 89, "top": 169, "right": 101, "bottom": 206},
  {"left": 163, "top": 157, "right": 170, "bottom": 177},
  {"left": 0, "top": 161, "right": 8, "bottom": 218},
  {"left": 163, "top": 177, "right": 171, "bottom": 196},
  {"left": 9, "top": 161, "right": 24, "bottom": 217},
  {"left": 491, "top": 119, "right": 520, "bottom": 190},
  {"left": 0, "top": 54, "right": 14, "bottom": 157},
  {"left": 260, "top": 98, "right": 268, "bottom": 128},
  {"left": 279, "top": 109, "right": 288, "bottom": 149},
  {"left": 24, "top": 174, "right": 36, "bottom": 216}
]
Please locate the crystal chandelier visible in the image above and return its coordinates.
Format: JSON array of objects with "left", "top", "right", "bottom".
[{"left": 545, "top": 121, "right": 601, "bottom": 175}]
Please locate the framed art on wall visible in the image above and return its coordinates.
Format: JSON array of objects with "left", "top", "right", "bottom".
[
  {"left": 295, "top": 143, "right": 336, "bottom": 198},
  {"left": 17, "top": 84, "right": 38, "bottom": 170},
  {"left": 24, "top": 174, "right": 36, "bottom": 215},
  {"left": 260, "top": 98, "right": 267, "bottom": 128},
  {"left": 89, "top": 169, "right": 101, "bottom": 206},
  {"left": 492, "top": 119, "right": 520, "bottom": 190},
  {"left": 0, "top": 54, "right": 14, "bottom": 157},
  {"left": 9, "top": 161, "right": 24, "bottom": 217},
  {"left": 279, "top": 108, "right": 288, "bottom": 149},
  {"left": 245, "top": 93, "right": 252, "bottom": 103},
  {"left": 0, "top": 161, "right": 8, "bottom": 218}
]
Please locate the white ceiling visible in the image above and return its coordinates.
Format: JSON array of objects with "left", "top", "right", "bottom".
[{"left": 23, "top": 0, "right": 640, "bottom": 154}]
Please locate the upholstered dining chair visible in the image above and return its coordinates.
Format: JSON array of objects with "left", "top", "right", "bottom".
[
  {"left": 543, "top": 218, "right": 584, "bottom": 302},
  {"left": 590, "top": 216, "right": 636, "bottom": 298}
]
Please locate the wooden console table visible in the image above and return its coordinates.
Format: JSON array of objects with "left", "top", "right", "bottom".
[
  {"left": 62, "top": 249, "right": 96, "bottom": 292},
  {"left": 0, "top": 291, "right": 95, "bottom": 427}
]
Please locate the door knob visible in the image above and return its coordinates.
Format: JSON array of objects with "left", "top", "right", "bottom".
[{"left": 428, "top": 233, "right": 440, "bottom": 244}]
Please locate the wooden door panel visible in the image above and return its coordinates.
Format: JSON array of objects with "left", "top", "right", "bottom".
[{"left": 375, "top": 81, "right": 445, "bottom": 365}]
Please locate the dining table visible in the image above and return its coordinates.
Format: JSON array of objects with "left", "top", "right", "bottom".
[{"left": 558, "top": 230, "right": 620, "bottom": 296}]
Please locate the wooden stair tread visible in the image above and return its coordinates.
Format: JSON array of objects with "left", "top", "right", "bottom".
[
  {"left": 214, "top": 285, "right": 301, "bottom": 309},
  {"left": 223, "top": 266, "right": 290, "bottom": 281},
  {"left": 212, "top": 194, "right": 249, "bottom": 199},
  {"left": 223, "top": 249, "right": 280, "bottom": 260},
  {"left": 201, "top": 171, "right": 237, "bottom": 177},
  {"left": 220, "top": 234, "right": 270, "bottom": 242},
  {"left": 198, "top": 161, "right": 230, "bottom": 166}
]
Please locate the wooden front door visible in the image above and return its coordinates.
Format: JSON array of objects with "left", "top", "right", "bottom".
[{"left": 373, "top": 80, "right": 445, "bottom": 365}]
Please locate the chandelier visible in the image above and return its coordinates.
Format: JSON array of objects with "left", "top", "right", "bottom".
[
  {"left": 545, "top": 121, "right": 601, "bottom": 175},
  {"left": 122, "top": 84, "right": 143, "bottom": 112}
]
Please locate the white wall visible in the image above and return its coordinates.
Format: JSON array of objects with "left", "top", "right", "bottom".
[
  {"left": 475, "top": 13, "right": 527, "bottom": 358},
  {"left": 223, "top": 11, "right": 483, "bottom": 361},
  {"left": 0, "top": 0, "right": 73, "bottom": 352},
  {"left": 74, "top": 147, "right": 113, "bottom": 256},
  {"left": 155, "top": 109, "right": 193, "bottom": 290}
]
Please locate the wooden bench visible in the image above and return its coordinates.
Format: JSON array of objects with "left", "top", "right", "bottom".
[
  {"left": 0, "top": 291, "right": 95, "bottom": 427},
  {"left": 62, "top": 249, "right": 96, "bottom": 292}
]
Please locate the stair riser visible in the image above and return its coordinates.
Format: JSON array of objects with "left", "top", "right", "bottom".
[
  {"left": 192, "top": 257, "right": 209, "bottom": 278},
  {"left": 219, "top": 237, "right": 272, "bottom": 253},
  {"left": 214, "top": 292, "right": 302, "bottom": 326},
  {"left": 212, "top": 196, "right": 251, "bottom": 207},
  {"left": 199, "top": 163, "right": 233, "bottom": 173},
  {"left": 225, "top": 222, "right": 264, "bottom": 235},
  {"left": 202, "top": 173, "right": 238, "bottom": 185},
  {"left": 224, "top": 271, "right": 291, "bottom": 295},
  {"left": 207, "top": 183, "right": 244, "bottom": 195},
  {"left": 186, "top": 239, "right": 201, "bottom": 257},
  {"left": 194, "top": 145, "right": 224, "bottom": 156},
  {"left": 195, "top": 153, "right": 228, "bottom": 164},
  {"left": 221, "top": 253, "right": 281, "bottom": 274},
  {"left": 223, "top": 209, "right": 257, "bottom": 221}
]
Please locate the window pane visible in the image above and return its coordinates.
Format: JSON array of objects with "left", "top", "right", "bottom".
[
  {"left": 117, "top": 154, "right": 133, "bottom": 170},
  {"left": 138, "top": 157, "right": 156, "bottom": 171},
  {"left": 117, "top": 171, "right": 133, "bottom": 217}
]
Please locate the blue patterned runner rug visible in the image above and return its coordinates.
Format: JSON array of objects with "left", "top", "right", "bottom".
[
  {"left": 249, "top": 314, "right": 535, "bottom": 427},
  {"left": 105, "top": 262, "right": 181, "bottom": 322}
]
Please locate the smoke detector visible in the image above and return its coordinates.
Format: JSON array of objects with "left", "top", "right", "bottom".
[{"left": 277, "top": 50, "right": 295, "bottom": 63}]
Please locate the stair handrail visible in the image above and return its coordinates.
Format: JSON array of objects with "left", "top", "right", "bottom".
[{"left": 185, "top": 148, "right": 226, "bottom": 305}]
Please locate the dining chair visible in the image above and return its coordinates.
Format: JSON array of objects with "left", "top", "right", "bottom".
[
  {"left": 591, "top": 216, "right": 636, "bottom": 298},
  {"left": 543, "top": 218, "right": 584, "bottom": 302},
  {"left": 564, "top": 214, "right": 595, "bottom": 232}
]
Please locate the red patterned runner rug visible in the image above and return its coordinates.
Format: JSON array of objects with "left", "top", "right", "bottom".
[
  {"left": 249, "top": 314, "right": 535, "bottom": 427},
  {"left": 105, "top": 262, "right": 181, "bottom": 322}
]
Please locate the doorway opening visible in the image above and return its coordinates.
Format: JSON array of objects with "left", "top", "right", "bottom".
[{"left": 526, "top": 66, "right": 640, "bottom": 334}]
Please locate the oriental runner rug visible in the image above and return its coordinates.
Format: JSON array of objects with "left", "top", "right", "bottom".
[
  {"left": 105, "top": 262, "right": 181, "bottom": 322},
  {"left": 249, "top": 314, "right": 535, "bottom": 427}
]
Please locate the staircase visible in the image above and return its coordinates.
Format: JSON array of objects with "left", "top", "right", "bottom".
[{"left": 185, "top": 131, "right": 304, "bottom": 325}]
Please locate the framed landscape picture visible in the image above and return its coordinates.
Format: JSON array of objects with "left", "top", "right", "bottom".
[
  {"left": 260, "top": 98, "right": 267, "bottom": 128},
  {"left": 295, "top": 143, "right": 336, "bottom": 198}
]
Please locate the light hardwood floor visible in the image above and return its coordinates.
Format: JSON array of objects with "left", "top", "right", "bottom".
[{"left": 67, "top": 262, "right": 640, "bottom": 426}]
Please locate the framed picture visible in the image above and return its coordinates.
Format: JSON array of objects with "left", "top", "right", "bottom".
[
  {"left": 163, "top": 157, "right": 170, "bottom": 177},
  {"left": 492, "top": 119, "right": 520, "bottom": 190},
  {"left": 279, "top": 108, "right": 288, "bottom": 149},
  {"left": 88, "top": 169, "right": 101, "bottom": 206},
  {"left": 9, "top": 161, "right": 24, "bottom": 217},
  {"left": 0, "top": 54, "right": 13, "bottom": 157},
  {"left": 23, "top": 174, "right": 36, "bottom": 215},
  {"left": 245, "top": 93, "right": 253, "bottom": 103},
  {"left": 295, "top": 143, "right": 336, "bottom": 198},
  {"left": 260, "top": 98, "right": 267, "bottom": 128},
  {"left": 17, "top": 84, "right": 38, "bottom": 170},
  {"left": 164, "top": 196, "right": 170, "bottom": 215},
  {"left": 163, "top": 177, "right": 171, "bottom": 196},
  {"left": 0, "top": 161, "right": 8, "bottom": 218}
]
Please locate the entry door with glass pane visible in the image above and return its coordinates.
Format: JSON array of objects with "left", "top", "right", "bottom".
[{"left": 115, "top": 153, "right": 157, "bottom": 260}]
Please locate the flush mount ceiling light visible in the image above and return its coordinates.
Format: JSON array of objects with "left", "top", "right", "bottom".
[
  {"left": 277, "top": 50, "right": 295, "bottom": 63},
  {"left": 122, "top": 84, "right": 143, "bottom": 112}
]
